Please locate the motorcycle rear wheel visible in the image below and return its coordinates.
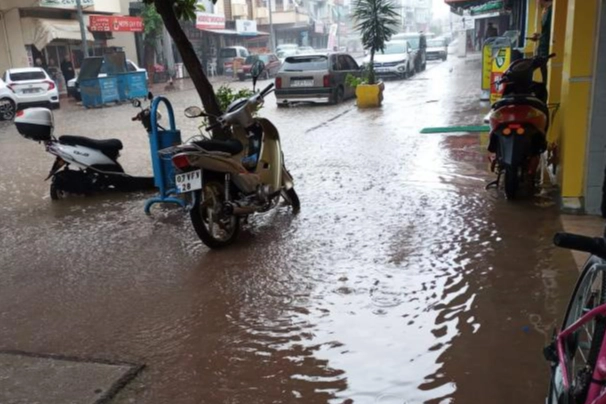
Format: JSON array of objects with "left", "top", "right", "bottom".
[
  {"left": 190, "top": 181, "right": 240, "bottom": 249},
  {"left": 504, "top": 165, "right": 520, "bottom": 200},
  {"left": 281, "top": 188, "right": 300, "bottom": 213}
]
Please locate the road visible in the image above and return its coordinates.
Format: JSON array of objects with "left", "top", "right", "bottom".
[{"left": 0, "top": 56, "right": 579, "bottom": 403}]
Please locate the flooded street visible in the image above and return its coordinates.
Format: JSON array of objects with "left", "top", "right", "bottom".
[{"left": 0, "top": 56, "right": 579, "bottom": 403}]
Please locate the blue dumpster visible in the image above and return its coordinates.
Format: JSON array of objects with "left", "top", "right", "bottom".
[
  {"left": 80, "top": 76, "right": 119, "bottom": 108},
  {"left": 116, "top": 71, "right": 148, "bottom": 101}
]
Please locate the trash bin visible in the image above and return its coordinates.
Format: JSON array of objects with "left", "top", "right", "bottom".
[
  {"left": 78, "top": 57, "right": 120, "bottom": 108},
  {"left": 116, "top": 71, "right": 148, "bottom": 101}
]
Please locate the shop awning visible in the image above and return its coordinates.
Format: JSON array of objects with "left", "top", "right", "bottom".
[
  {"left": 201, "top": 29, "right": 269, "bottom": 36},
  {"left": 32, "top": 18, "right": 94, "bottom": 50},
  {"left": 444, "top": 0, "right": 491, "bottom": 9}
]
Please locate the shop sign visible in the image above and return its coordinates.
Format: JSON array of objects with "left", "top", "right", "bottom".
[
  {"left": 196, "top": 12, "right": 226, "bottom": 30},
  {"left": 236, "top": 20, "right": 257, "bottom": 34},
  {"left": 40, "top": 0, "right": 94, "bottom": 7},
  {"left": 89, "top": 15, "right": 143, "bottom": 32}
]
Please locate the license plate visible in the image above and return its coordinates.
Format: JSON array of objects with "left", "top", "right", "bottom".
[
  {"left": 175, "top": 169, "right": 202, "bottom": 193},
  {"left": 376, "top": 68, "right": 388, "bottom": 73},
  {"left": 291, "top": 80, "right": 314, "bottom": 87},
  {"left": 22, "top": 88, "right": 40, "bottom": 94}
]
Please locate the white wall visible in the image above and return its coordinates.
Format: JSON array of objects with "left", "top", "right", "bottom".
[
  {"left": 107, "top": 0, "right": 138, "bottom": 61},
  {"left": 5, "top": 9, "right": 28, "bottom": 67},
  {"left": 91, "top": 0, "right": 121, "bottom": 13},
  {"left": 0, "top": 13, "right": 10, "bottom": 74}
]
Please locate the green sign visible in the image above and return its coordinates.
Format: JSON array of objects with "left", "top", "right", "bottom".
[{"left": 40, "top": 0, "right": 94, "bottom": 7}]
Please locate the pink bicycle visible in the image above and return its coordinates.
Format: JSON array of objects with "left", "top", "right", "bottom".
[{"left": 546, "top": 232, "right": 606, "bottom": 403}]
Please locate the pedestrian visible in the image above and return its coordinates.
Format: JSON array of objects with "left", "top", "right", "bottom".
[
  {"left": 530, "top": 0, "right": 553, "bottom": 83},
  {"left": 485, "top": 22, "right": 498, "bottom": 40},
  {"left": 61, "top": 55, "right": 75, "bottom": 83},
  {"left": 34, "top": 57, "right": 48, "bottom": 74}
]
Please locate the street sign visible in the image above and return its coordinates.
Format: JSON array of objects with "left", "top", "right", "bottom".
[{"left": 196, "top": 12, "right": 226, "bottom": 30}]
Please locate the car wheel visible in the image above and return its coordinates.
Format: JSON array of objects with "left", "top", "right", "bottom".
[
  {"left": 238, "top": 74, "right": 245, "bottom": 81},
  {"left": 75, "top": 92, "right": 82, "bottom": 102},
  {"left": 277, "top": 103, "right": 288, "bottom": 108},
  {"left": 0, "top": 98, "right": 16, "bottom": 120}
]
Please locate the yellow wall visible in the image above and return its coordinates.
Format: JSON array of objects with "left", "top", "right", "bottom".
[
  {"left": 558, "top": 0, "right": 599, "bottom": 203},
  {"left": 525, "top": 0, "right": 539, "bottom": 56},
  {"left": 547, "top": 0, "right": 568, "bottom": 145}
]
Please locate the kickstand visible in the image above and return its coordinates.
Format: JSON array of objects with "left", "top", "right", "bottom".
[{"left": 486, "top": 170, "right": 502, "bottom": 190}]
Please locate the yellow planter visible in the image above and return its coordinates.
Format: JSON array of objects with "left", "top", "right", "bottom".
[{"left": 355, "top": 82, "right": 384, "bottom": 108}]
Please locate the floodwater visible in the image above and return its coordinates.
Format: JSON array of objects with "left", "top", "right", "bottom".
[{"left": 0, "top": 55, "right": 579, "bottom": 403}]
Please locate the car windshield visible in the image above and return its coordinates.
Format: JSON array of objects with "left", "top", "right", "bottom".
[
  {"left": 398, "top": 36, "right": 420, "bottom": 49},
  {"left": 428, "top": 40, "right": 444, "bottom": 47},
  {"left": 282, "top": 56, "right": 328, "bottom": 71},
  {"left": 379, "top": 42, "right": 408, "bottom": 55},
  {"left": 220, "top": 48, "right": 237, "bottom": 58},
  {"left": 9, "top": 71, "right": 46, "bottom": 81},
  {"left": 277, "top": 49, "right": 298, "bottom": 58}
]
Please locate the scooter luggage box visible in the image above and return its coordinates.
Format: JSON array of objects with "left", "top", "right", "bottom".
[{"left": 14, "top": 108, "right": 53, "bottom": 142}]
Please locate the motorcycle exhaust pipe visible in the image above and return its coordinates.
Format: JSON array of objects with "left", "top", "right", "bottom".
[{"left": 222, "top": 202, "right": 261, "bottom": 216}]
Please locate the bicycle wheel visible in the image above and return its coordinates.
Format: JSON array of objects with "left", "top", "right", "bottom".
[{"left": 549, "top": 257, "right": 606, "bottom": 403}]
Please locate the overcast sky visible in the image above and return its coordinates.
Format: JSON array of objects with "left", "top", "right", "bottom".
[{"left": 432, "top": 0, "right": 452, "bottom": 19}]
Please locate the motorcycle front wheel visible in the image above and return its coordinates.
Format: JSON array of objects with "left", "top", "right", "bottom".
[{"left": 190, "top": 181, "right": 240, "bottom": 249}]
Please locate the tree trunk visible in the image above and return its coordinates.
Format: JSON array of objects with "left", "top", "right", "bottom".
[
  {"left": 153, "top": 0, "right": 223, "bottom": 133},
  {"left": 369, "top": 48, "right": 376, "bottom": 85}
]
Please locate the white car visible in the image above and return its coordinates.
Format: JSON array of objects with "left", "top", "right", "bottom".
[
  {"left": 0, "top": 77, "right": 18, "bottom": 120},
  {"left": 3, "top": 67, "right": 59, "bottom": 111},
  {"left": 276, "top": 44, "right": 299, "bottom": 63},
  {"left": 67, "top": 59, "right": 146, "bottom": 101},
  {"left": 362, "top": 40, "right": 414, "bottom": 79}
]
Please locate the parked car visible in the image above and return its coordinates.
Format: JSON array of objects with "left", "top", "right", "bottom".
[
  {"left": 362, "top": 40, "right": 414, "bottom": 79},
  {"left": 392, "top": 32, "right": 427, "bottom": 72},
  {"left": 427, "top": 38, "right": 448, "bottom": 61},
  {"left": 238, "top": 54, "right": 281, "bottom": 81},
  {"left": 297, "top": 46, "right": 315, "bottom": 54},
  {"left": 217, "top": 46, "right": 249, "bottom": 75},
  {"left": 276, "top": 44, "right": 299, "bottom": 63},
  {"left": 67, "top": 59, "right": 145, "bottom": 101},
  {"left": 274, "top": 52, "right": 361, "bottom": 107},
  {"left": 3, "top": 67, "right": 59, "bottom": 110},
  {"left": 0, "top": 77, "right": 18, "bottom": 120}
]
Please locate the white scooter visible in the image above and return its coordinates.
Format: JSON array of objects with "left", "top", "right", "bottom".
[
  {"left": 15, "top": 107, "right": 154, "bottom": 200},
  {"left": 163, "top": 61, "right": 300, "bottom": 249}
]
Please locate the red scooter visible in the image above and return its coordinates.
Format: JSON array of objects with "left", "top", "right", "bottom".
[{"left": 486, "top": 53, "right": 555, "bottom": 199}]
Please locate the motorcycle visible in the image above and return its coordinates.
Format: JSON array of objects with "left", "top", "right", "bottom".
[
  {"left": 14, "top": 102, "right": 155, "bottom": 200},
  {"left": 161, "top": 60, "right": 300, "bottom": 249},
  {"left": 486, "top": 53, "right": 555, "bottom": 199}
]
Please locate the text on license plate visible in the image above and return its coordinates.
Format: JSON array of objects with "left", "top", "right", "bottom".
[
  {"left": 291, "top": 80, "right": 314, "bottom": 87},
  {"left": 175, "top": 169, "right": 202, "bottom": 193},
  {"left": 22, "top": 88, "right": 40, "bottom": 94}
]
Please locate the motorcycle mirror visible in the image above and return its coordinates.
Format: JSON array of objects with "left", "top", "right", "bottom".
[
  {"left": 250, "top": 60, "right": 266, "bottom": 92},
  {"left": 131, "top": 98, "right": 141, "bottom": 108},
  {"left": 184, "top": 106, "right": 204, "bottom": 118}
]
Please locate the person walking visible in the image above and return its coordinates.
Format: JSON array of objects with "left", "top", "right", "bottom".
[
  {"left": 485, "top": 22, "right": 498, "bottom": 40},
  {"left": 531, "top": 0, "right": 553, "bottom": 82},
  {"left": 61, "top": 55, "right": 75, "bottom": 83}
]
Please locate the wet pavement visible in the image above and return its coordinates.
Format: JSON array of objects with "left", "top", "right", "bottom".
[{"left": 0, "top": 55, "right": 582, "bottom": 403}]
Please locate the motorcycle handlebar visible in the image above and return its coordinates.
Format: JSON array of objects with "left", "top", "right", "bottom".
[
  {"left": 260, "top": 83, "right": 275, "bottom": 97},
  {"left": 554, "top": 232, "right": 606, "bottom": 258},
  {"left": 205, "top": 121, "right": 221, "bottom": 131}
]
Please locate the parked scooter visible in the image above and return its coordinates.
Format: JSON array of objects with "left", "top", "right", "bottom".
[
  {"left": 14, "top": 106, "right": 155, "bottom": 200},
  {"left": 487, "top": 53, "right": 555, "bottom": 199},
  {"left": 162, "top": 61, "right": 300, "bottom": 249}
]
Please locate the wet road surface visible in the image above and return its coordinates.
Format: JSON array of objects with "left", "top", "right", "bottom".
[{"left": 0, "top": 56, "right": 580, "bottom": 403}]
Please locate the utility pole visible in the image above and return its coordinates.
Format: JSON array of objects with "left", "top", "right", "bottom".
[
  {"left": 268, "top": 0, "right": 275, "bottom": 52},
  {"left": 76, "top": 0, "right": 89, "bottom": 57}
]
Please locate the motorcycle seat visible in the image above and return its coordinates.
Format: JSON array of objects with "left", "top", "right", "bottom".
[
  {"left": 493, "top": 95, "right": 549, "bottom": 117},
  {"left": 59, "top": 136, "right": 123, "bottom": 160},
  {"left": 193, "top": 138, "right": 243, "bottom": 155}
]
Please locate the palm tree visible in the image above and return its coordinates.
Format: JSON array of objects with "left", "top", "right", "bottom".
[{"left": 352, "top": 0, "right": 399, "bottom": 85}]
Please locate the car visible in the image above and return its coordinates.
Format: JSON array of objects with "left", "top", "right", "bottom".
[
  {"left": 427, "top": 38, "right": 448, "bottom": 61},
  {"left": 217, "top": 46, "right": 249, "bottom": 75},
  {"left": 0, "top": 77, "right": 18, "bottom": 120},
  {"left": 67, "top": 59, "right": 145, "bottom": 101},
  {"left": 238, "top": 54, "right": 281, "bottom": 81},
  {"left": 274, "top": 52, "right": 361, "bottom": 107},
  {"left": 276, "top": 44, "right": 299, "bottom": 63},
  {"left": 3, "top": 67, "right": 59, "bottom": 110},
  {"left": 392, "top": 32, "right": 427, "bottom": 72},
  {"left": 362, "top": 40, "right": 414, "bottom": 79}
]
